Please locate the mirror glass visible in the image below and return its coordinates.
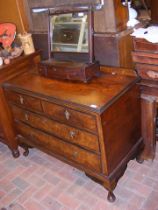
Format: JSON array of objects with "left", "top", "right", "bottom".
[{"left": 50, "top": 12, "right": 88, "bottom": 53}]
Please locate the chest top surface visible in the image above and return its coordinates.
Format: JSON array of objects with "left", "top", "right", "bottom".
[{"left": 4, "top": 69, "right": 138, "bottom": 113}]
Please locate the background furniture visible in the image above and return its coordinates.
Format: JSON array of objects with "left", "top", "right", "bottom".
[
  {"left": 151, "top": 0, "right": 158, "bottom": 23},
  {"left": 3, "top": 65, "right": 142, "bottom": 202},
  {"left": 0, "top": 0, "right": 156, "bottom": 67},
  {"left": 132, "top": 37, "right": 158, "bottom": 160},
  {"left": 0, "top": 0, "right": 153, "bottom": 68},
  {"left": 0, "top": 51, "right": 40, "bottom": 157},
  {"left": 22, "top": 0, "right": 136, "bottom": 68}
]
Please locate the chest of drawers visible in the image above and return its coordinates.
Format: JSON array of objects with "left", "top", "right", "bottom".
[{"left": 3, "top": 68, "right": 142, "bottom": 202}]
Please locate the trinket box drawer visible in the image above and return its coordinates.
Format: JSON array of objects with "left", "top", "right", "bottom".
[
  {"left": 38, "top": 61, "right": 100, "bottom": 83},
  {"left": 38, "top": 63, "right": 84, "bottom": 81},
  {"left": 11, "top": 105, "right": 100, "bottom": 153},
  {"left": 16, "top": 121, "right": 101, "bottom": 173},
  {"left": 42, "top": 101, "right": 97, "bottom": 133},
  {"left": 5, "top": 90, "right": 42, "bottom": 112}
]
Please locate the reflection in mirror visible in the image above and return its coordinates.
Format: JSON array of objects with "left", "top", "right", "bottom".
[{"left": 50, "top": 12, "right": 88, "bottom": 53}]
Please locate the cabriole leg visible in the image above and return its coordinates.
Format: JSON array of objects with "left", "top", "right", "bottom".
[
  {"left": 107, "top": 191, "right": 116, "bottom": 203},
  {"left": 11, "top": 149, "right": 20, "bottom": 158},
  {"left": 19, "top": 142, "right": 30, "bottom": 156},
  {"left": 136, "top": 155, "right": 144, "bottom": 164}
]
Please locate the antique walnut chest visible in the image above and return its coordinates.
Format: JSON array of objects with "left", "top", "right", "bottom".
[{"left": 3, "top": 66, "right": 142, "bottom": 201}]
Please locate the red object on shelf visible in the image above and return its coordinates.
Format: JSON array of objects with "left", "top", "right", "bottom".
[{"left": 0, "top": 23, "right": 16, "bottom": 48}]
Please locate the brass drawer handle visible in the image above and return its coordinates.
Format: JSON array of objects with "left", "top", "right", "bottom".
[
  {"left": 19, "top": 95, "right": 24, "bottom": 105},
  {"left": 64, "top": 110, "right": 70, "bottom": 120},
  {"left": 24, "top": 113, "right": 29, "bottom": 121},
  {"left": 53, "top": 68, "right": 57, "bottom": 72},
  {"left": 73, "top": 151, "right": 78, "bottom": 158},
  {"left": 69, "top": 131, "right": 76, "bottom": 139}
]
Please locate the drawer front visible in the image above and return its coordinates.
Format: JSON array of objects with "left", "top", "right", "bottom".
[
  {"left": 38, "top": 64, "right": 83, "bottom": 81},
  {"left": 132, "top": 51, "right": 158, "bottom": 65},
  {"left": 11, "top": 105, "right": 100, "bottom": 153},
  {"left": 133, "top": 38, "right": 158, "bottom": 53},
  {"left": 136, "top": 63, "right": 158, "bottom": 81},
  {"left": 16, "top": 122, "right": 101, "bottom": 173},
  {"left": 5, "top": 90, "right": 42, "bottom": 112},
  {"left": 42, "top": 101, "right": 97, "bottom": 133}
]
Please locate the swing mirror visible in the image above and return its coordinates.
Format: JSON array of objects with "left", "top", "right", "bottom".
[
  {"left": 48, "top": 8, "right": 94, "bottom": 62},
  {"left": 50, "top": 11, "right": 89, "bottom": 53}
]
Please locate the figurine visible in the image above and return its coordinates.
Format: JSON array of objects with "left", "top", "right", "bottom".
[
  {"left": 4, "top": 58, "right": 10, "bottom": 65},
  {"left": 0, "top": 23, "right": 16, "bottom": 48},
  {"left": 0, "top": 23, "right": 23, "bottom": 64},
  {"left": 0, "top": 42, "right": 23, "bottom": 60}
]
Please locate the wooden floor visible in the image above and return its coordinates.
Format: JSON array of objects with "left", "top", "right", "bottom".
[{"left": 0, "top": 142, "right": 158, "bottom": 210}]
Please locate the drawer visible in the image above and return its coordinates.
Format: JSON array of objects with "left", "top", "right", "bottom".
[
  {"left": 5, "top": 90, "right": 42, "bottom": 112},
  {"left": 11, "top": 105, "right": 100, "bottom": 153},
  {"left": 38, "top": 63, "right": 81, "bottom": 81},
  {"left": 133, "top": 38, "right": 158, "bottom": 53},
  {"left": 136, "top": 63, "right": 158, "bottom": 81},
  {"left": 42, "top": 101, "right": 97, "bottom": 133},
  {"left": 132, "top": 51, "right": 158, "bottom": 65},
  {"left": 16, "top": 122, "right": 101, "bottom": 173},
  {"left": 38, "top": 61, "right": 100, "bottom": 83}
]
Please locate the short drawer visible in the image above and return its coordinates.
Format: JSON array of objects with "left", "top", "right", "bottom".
[
  {"left": 16, "top": 122, "right": 101, "bottom": 173},
  {"left": 136, "top": 63, "right": 158, "bottom": 81},
  {"left": 11, "top": 105, "right": 100, "bottom": 153},
  {"left": 5, "top": 90, "right": 42, "bottom": 112},
  {"left": 42, "top": 101, "right": 97, "bottom": 133}
]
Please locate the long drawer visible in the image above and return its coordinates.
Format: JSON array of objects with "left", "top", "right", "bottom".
[
  {"left": 5, "top": 90, "right": 42, "bottom": 112},
  {"left": 11, "top": 105, "right": 100, "bottom": 153},
  {"left": 42, "top": 101, "right": 97, "bottom": 133},
  {"left": 16, "top": 122, "right": 101, "bottom": 173}
]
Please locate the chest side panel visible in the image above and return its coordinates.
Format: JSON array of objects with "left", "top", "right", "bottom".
[{"left": 101, "top": 84, "right": 141, "bottom": 174}]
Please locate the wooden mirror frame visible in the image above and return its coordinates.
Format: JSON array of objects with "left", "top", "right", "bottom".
[{"left": 48, "top": 7, "right": 94, "bottom": 63}]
